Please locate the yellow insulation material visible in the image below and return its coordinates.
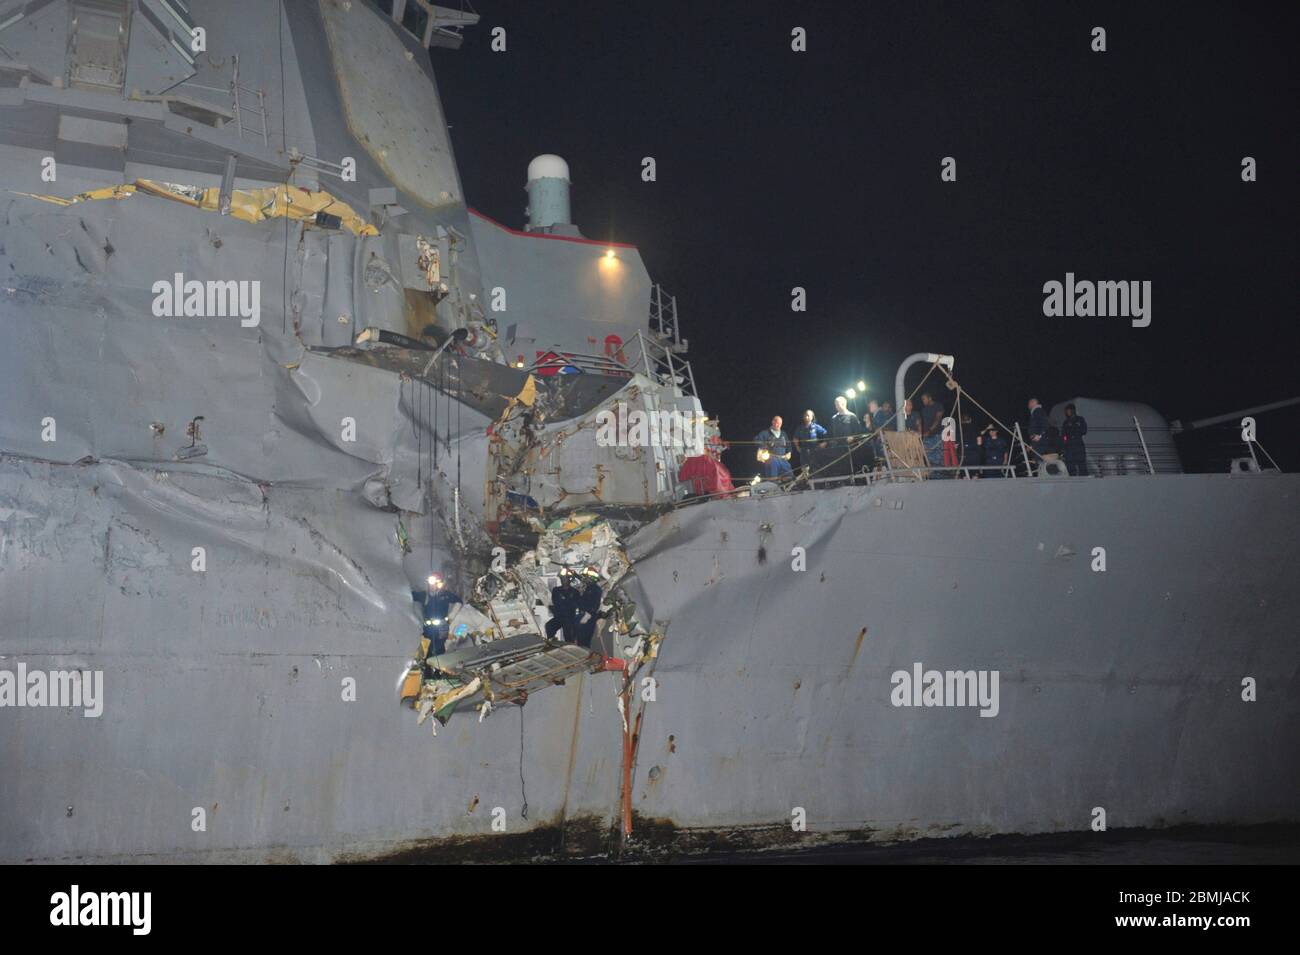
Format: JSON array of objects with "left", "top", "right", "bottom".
[{"left": 12, "top": 180, "right": 378, "bottom": 236}]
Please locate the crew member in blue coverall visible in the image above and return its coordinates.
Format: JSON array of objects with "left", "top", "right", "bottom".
[
  {"left": 982, "top": 425, "right": 1010, "bottom": 477},
  {"left": 754, "top": 415, "right": 793, "bottom": 479},
  {"left": 412, "top": 573, "right": 462, "bottom": 656},
  {"left": 794, "top": 409, "right": 827, "bottom": 476}
]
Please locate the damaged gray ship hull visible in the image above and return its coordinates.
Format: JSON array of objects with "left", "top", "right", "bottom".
[
  {"left": 2, "top": 463, "right": 1297, "bottom": 862},
  {"left": 1, "top": 0, "right": 1296, "bottom": 865}
]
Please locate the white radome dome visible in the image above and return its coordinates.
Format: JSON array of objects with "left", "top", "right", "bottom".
[{"left": 527, "top": 154, "right": 570, "bottom": 182}]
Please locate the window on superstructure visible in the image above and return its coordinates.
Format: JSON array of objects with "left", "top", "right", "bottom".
[{"left": 401, "top": 2, "right": 429, "bottom": 41}]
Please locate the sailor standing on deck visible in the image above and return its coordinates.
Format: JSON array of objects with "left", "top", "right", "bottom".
[
  {"left": 940, "top": 415, "right": 959, "bottom": 477},
  {"left": 865, "top": 400, "right": 885, "bottom": 461},
  {"left": 1060, "top": 403, "right": 1089, "bottom": 476},
  {"left": 794, "top": 409, "right": 828, "bottom": 477},
  {"left": 754, "top": 416, "right": 793, "bottom": 479},
  {"left": 1027, "top": 398, "right": 1057, "bottom": 463},
  {"left": 903, "top": 399, "right": 922, "bottom": 435},
  {"left": 920, "top": 393, "right": 945, "bottom": 474},
  {"left": 981, "top": 425, "right": 1010, "bottom": 477},
  {"left": 828, "top": 396, "right": 866, "bottom": 481}
]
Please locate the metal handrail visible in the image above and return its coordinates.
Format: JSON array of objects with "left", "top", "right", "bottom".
[
  {"left": 524, "top": 330, "right": 697, "bottom": 398},
  {"left": 632, "top": 330, "right": 696, "bottom": 397},
  {"left": 523, "top": 350, "right": 630, "bottom": 377},
  {"left": 807, "top": 460, "right": 1059, "bottom": 489}
]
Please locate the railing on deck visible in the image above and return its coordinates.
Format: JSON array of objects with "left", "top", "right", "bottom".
[
  {"left": 1079, "top": 425, "right": 1180, "bottom": 475},
  {"left": 522, "top": 330, "right": 697, "bottom": 398},
  {"left": 520, "top": 282, "right": 696, "bottom": 397},
  {"left": 632, "top": 330, "right": 697, "bottom": 398},
  {"left": 670, "top": 419, "right": 1209, "bottom": 510}
]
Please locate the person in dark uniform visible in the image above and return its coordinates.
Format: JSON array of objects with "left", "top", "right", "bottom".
[
  {"left": 1060, "top": 403, "right": 1089, "bottom": 476},
  {"left": 754, "top": 416, "right": 793, "bottom": 480},
  {"left": 1027, "top": 398, "right": 1052, "bottom": 461},
  {"left": 546, "top": 569, "right": 606, "bottom": 648},
  {"left": 920, "top": 393, "right": 945, "bottom": 474},
  {"left": 412, "top": 573, "right": 463, "bottom": 657},
  {"left": 982, "top": 425, "right": 1010, "bottom": 477},
  {"left": 829, "top": 395, "right": 868, "bottom": 481},
  {"left": 865, "top": 399, "right": 880, "bottom": 429},
  {"left": 863, "top": 400, "right": 878, "bottom": 463},
  {"left": 545, "top": 569, "right": 581, "bottom": 642},
  {"left": 866, "top": 400, "right": 886, "bottom": 461},
  {"left": 903, "top": 399, "right": 922, "bottom": 435},
  {"left": 572, "top": 574, "right": 605, "bottom": 649},
  {"left": 794, "top": 409, "right": 828, "bottom": 477}
]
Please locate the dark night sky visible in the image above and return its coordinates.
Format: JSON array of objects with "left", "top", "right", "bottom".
[{"left": 432, "top": 1, "right": 1299, "bottom": 471}]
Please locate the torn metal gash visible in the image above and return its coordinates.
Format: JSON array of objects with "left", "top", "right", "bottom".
[{"left": 397, "top": 515, "right": 662, "bottom": 733}]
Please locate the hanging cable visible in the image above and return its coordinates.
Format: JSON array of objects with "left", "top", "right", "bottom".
[
  {"left": 518, "top": 703, "right": 529, "bottom": 820},
  {"left": 413, "top": 378, "right": 422, "bottom": 489},
  {"left": 436, "top": 374, "right": 441, "bottom": 579},
  {"left": 444, "top": 352, "right": 452, "bottom": 461},
  {"left": 934, "top": 363, "right": 1049, "bottom": 467},
  {"left": 1253, "top": 439, "right": 1281, "bottom": 470},
  {"left": 455, "top": 370, "right": 462, "bottom": 501}
]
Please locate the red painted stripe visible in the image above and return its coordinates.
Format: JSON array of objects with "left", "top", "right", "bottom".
[{"left": 468, "top": 207, "right": 637, "bottom": 249}]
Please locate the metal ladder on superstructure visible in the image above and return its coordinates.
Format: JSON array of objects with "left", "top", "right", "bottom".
[{"left": 230, "top": 54, "right": 268, "bottom": 147}]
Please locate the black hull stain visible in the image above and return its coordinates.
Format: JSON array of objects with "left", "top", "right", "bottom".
[{"left": 344, "top": 819, "right": 1300, "bottom": 865}]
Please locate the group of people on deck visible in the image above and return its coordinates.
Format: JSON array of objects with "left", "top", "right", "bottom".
[{"left": 752, "top": 396, "right": 1088, "bottom": 482}]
